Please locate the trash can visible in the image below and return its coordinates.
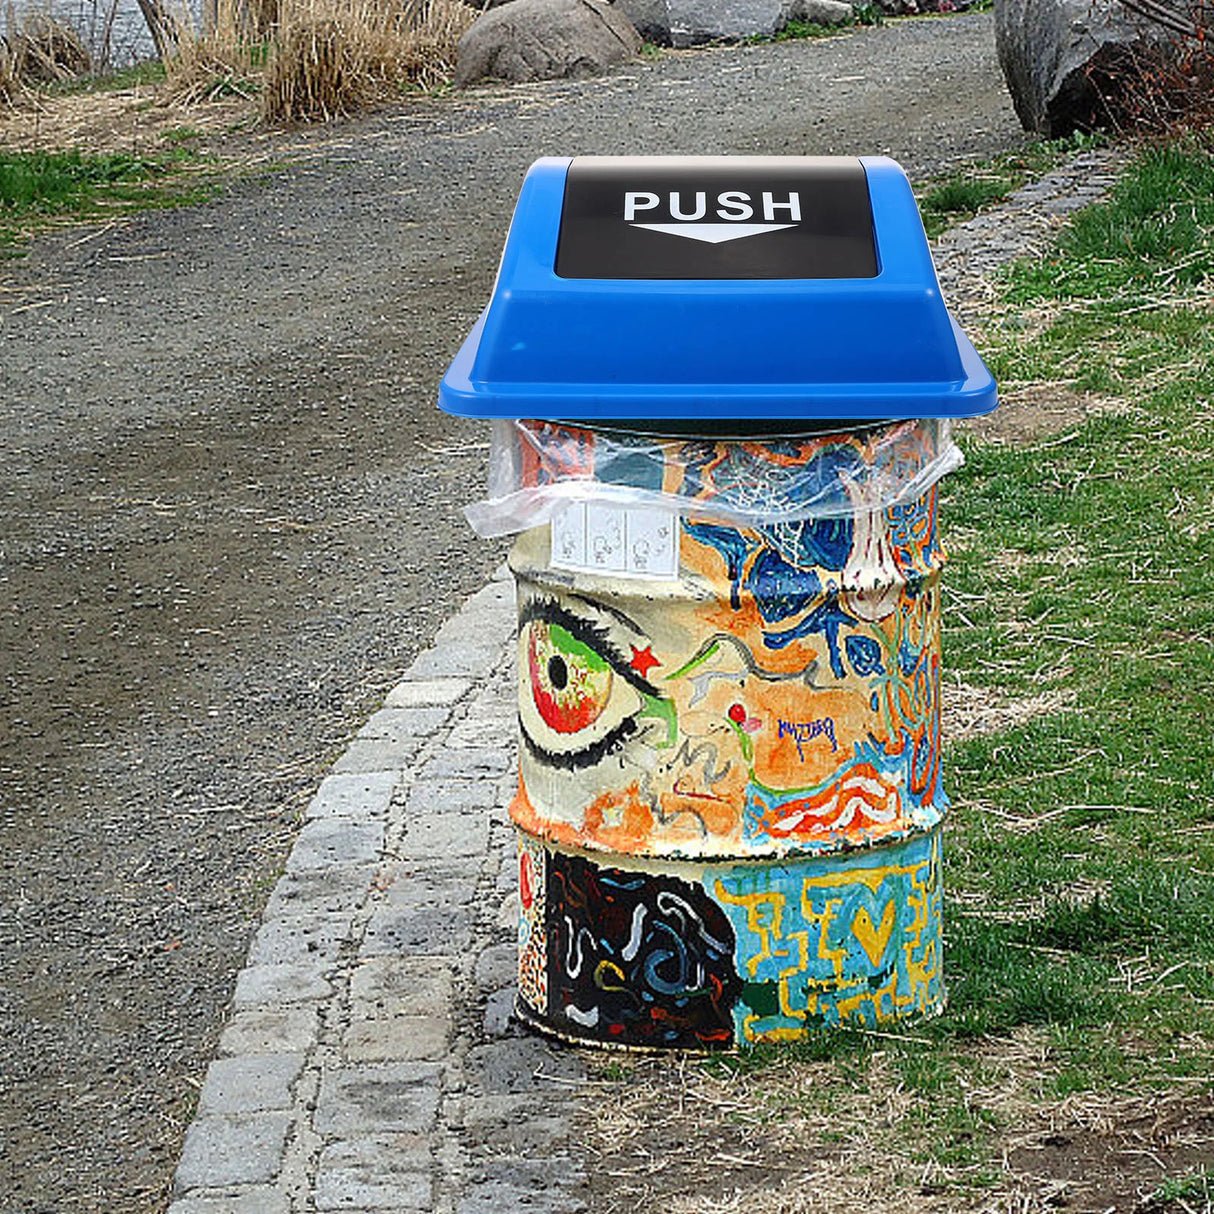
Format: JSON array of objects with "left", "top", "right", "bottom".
[{"left": 439, "top": 156, "right": 997, "bottom": 1050}]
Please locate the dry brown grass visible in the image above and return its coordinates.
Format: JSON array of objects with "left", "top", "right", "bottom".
[
  {"left": 582, "top": 1035, "right": 1214, "bottom": 1214},
  {"left": 261, "top": 0, "right": 475, "bottom": 121},
  {"left": 583, "top": 1036, "right": 1047, "bottom": 1214},
  {"left": 943, "top": 682, "right": 1075, "bottom": 747},
  {"left": 3, "top": 0, "right": 473, "bottom": 124},
  {"left": 0, "top": 12, "right": 92, "bottom": 101},
  {"left": 162, "top": 0, "right": 474, "bottom": 119}
]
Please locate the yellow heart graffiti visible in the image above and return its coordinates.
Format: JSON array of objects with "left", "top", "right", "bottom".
[{"left": 852, "top": 900, "right": 896, "bottom": 967}]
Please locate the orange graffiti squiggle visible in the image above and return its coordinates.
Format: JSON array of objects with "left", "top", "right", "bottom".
[
  {"left": 519, "top": 421, "right": 596, "bottom": 487},
  {"left": 759, "top": 763, "right": 903, "bottom": 841}
]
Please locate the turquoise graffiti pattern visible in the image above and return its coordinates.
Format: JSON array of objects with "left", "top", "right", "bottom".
[{"left": 707, "top": 828, "right": 943, "bottom": 1039}]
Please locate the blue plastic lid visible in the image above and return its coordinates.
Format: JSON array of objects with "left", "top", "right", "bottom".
[{"left": 438, "top": 155, "right": 997, "bottom": 421}]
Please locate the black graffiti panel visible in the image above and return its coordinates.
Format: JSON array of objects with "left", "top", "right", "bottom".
[{"left": 547, "top": 852, "right": 741, "bottom": 1049}]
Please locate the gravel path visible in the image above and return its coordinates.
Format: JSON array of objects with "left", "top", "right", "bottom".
[{"left": 0, "top": 15, "right": 1025, "bottom": 1213}]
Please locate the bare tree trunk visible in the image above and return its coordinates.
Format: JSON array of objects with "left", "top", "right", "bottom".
[{"left": 135, "top": 0, "right": 182, "bottom": 59}]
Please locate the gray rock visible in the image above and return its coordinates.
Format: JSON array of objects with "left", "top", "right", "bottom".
[
  {"left": 455, "top": 0, "right": 641, "bottom": 87},
  {"left": 668, "top": 0, "right": 783, "bottom": 43},
  {"left": 785, "top": 0, "right": 853, "bottom": 23},
  {"left": 616, "top": 0, "right": 670, "bottom": 39},
  {"left": 625, "top": 0, "right": 850, "bottom": 47},
  {"left": 995, "top": 0, "right": 1160, "bottom": 134}
]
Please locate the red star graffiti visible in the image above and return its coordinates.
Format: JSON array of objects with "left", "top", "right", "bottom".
[{"left": 629, "top": 644, "right": 660, "bottom": 678}]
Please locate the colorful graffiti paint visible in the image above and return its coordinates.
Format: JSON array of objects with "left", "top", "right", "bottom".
[
  {"left": 514, "top": 828, "right": 943, "bottom": 1047},
  {"left": 517, "top": 834, "right": 548, "bottom": 1016},
  {"left": 538, "top": 852, "right": 740, "bottom": 1049},
  {"left": 507, "top": 421, "right": 955, "bottom": 1044},
  {"left": 714, "top": 827, "right": 942, "bottom": 1038},
  {"left": 509, "top": 432, "right": 948, "bottom": 861}
]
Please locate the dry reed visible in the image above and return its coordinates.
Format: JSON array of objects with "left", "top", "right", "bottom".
[
  {"left": 0, "top": 36, "right": 17, "bottom": 101},
  {"left": 1, "top": 12, "right": 91, "bottom": 96},
  {"left": 163, "top": 0, "right": 263, "bottom": 104},
  {"left": 260, "top": 0, "right": 475, "bottom": 121},
  {"left": 163, "top": 0, "right": 473, "bottom": 120}
]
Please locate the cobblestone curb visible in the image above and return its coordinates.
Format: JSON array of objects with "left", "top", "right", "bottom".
[
  {"left": 932, "top": 145, "right": 1130, "bottom": 327},
  {"left": 167, "top": 146, "right": 1130, "bottom": 1214},
  {"left": 169, "top": 565, "right": 587, "bottom": 1214}
]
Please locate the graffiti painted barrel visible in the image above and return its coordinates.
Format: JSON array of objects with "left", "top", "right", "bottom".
[
  {"left": 506, "top": 417, "right": 951, "bottom": 1050},
  {"left": 436, "top": 154, "right": 998, "bottom": 1049}
]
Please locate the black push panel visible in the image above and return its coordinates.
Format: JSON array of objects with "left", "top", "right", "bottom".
[{"left": 555, "top": 156, "right": 878, "bottom": 281}]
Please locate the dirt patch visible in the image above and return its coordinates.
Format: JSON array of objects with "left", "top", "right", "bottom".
[
  {"left": 960, "top": 382, "right": 1124, "bottom": 446},
  {"left": 582, "top": 1049, "right": 915, "bottom": 1214},
  {"left": 1005, "top": 1090, "right": 1214, "bottom": 1213},
  {"left": 581, "top": 1039, "right": 1214, "bottom": 1214},
  {"left": 943, "top": 683, "right": 1075, "bottom": 746}
]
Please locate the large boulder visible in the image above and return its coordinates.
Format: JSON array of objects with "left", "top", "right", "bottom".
[
  {"left": 995, "top": 0, "right": 1164, "bottom": 134},
  {"left": 623, "top": 0, "right": 851, "bottom": 45},
  {"left": 665, "top": 0, "right": 784, "bottom": 43},
  {"left": 454, "top": 0, "right": 641, "bottom": 86}
]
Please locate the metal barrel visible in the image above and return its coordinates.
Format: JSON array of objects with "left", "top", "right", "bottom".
[{"left": 507, "top": 419, "right": 950, "bottom": 1050}]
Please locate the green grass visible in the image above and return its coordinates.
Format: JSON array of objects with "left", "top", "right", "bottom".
[
  {"left": 1151, "top": 1167, "right": 1213, "bottom": 1208},
  {"left": 160, "top": 124, "right": 206, "bottom": 145},
  {"left": 851, "top": 3, "right": 884, "bottom": 24},
  {"left": 0, "top": 147, "right": 218, "bottom": 253},
  {"left": 1003, "top": 141, "right": 1214, "bottom": 303},
  {"left": 768, "top": 17, "right": 845, "bottom": 39},
  {"left": 745, "top": 14, "right": 857, "bottom": 43},
  {"left": 40, "top": 59, "right": 167, "bottom": 95},
  {"left": 689, "top": 137, "right": 1214, "bottom": 1182},
  {"left": 939, "top": 138, "right": 1214, "bottom": 1085}
]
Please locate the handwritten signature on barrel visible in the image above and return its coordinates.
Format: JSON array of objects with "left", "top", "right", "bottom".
[{"left": 777, "top": 716, "right": 838, "bottom": 760}]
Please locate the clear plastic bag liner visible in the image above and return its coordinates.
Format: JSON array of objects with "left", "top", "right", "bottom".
[{"left": 465, "top": 417, "right": 962, "bottom": 539}]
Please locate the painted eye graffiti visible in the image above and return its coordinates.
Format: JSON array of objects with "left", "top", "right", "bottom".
[
  {"left": 518, "top": 597, "right": 666, "bottom": 771},
  {"left": 527, "top": 620, "right": 613, "bottom": 734}
]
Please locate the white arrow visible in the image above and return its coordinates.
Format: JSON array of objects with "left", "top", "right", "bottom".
[{"left": 629, "top": 222, "right": 797, "bottom": 244}]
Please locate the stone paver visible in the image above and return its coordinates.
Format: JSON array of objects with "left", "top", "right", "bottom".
[
  {"left": 168, "top": 1192, "right": 291, "bottom": 1214},
  {"left": 218, "top": 1007, "right": 323, "bottom": 1057},
  {"left": 344, "top": 1014, "right": 450, "bottom": 1062},
  {"left": 314, "top": 1063, "right": 443, "bottom": 1136},
  {"left": 384, "top": 678, "right": 473, "bottom": 709},
  {"left": 350, "top": 957, "right": 456, "bottom": 1017},
  {"left": 196, "top": 1054, "right": 306, "bottom": 1115},
  {"left": 168, "top": 562, "right": 588, "bottom": 1214},
  {"left": 168, "top": 157, "right": 1127, "bottom": 1213},
  {"left": 248, "top": 913, "right": 357, "bottom": 966},
  {"left": 932, "top": 146, "right": 1129, "bottom": 329},
  {"left": 175, "top": 1113, "right": 293, "bottom": 1190},
  {"left": 233, "top": 962, "right": 335, "bottom": 1008},
  {"left": 306, "top": 772, "right": 400, "bottom": 821},
  {"left": 314, "top": 1136, "right": 433, "bottom": 1211},
  {"left": 286, "top": 818, "right": 385, "bottom": 872}
]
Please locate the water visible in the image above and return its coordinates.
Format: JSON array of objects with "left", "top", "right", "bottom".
[{"left": 2, "top": 0, "right": 200, "bottom": 68}]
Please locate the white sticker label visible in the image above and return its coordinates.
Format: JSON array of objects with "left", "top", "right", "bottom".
[
  {"left": 550, "top": 501, "right": 588, "bottom": 568},
  {"left": 550, "top": 503, "right": 679, "bottom": 580},
  {"left": 585, "top": 503, "right": 627, "bottom": 574}
]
